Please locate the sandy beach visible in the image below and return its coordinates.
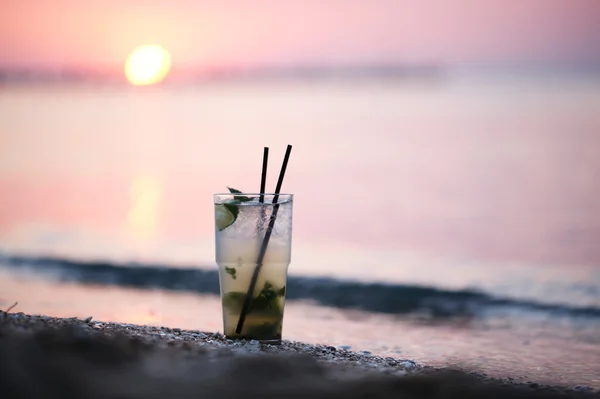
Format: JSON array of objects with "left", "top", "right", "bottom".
[{"left": 1, "top": 310, "right": 597, "bottom": 399}]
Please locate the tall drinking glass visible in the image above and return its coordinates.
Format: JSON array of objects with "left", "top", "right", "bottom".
[{"left": 214, "top": 193, "right": 293, "bottom": 343}]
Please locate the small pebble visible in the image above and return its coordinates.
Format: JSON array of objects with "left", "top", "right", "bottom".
[
  {"left": 83, "top": 316, "right": 93, "bottom": 323},
  {"left": 338, "top": 345, "right": 351, "bottom": 350},
  {"left": 399, "top": 360, "right": 416, "bottom": 369}
]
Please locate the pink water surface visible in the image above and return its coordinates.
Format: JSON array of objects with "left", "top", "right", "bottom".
[
  {"left": 1, "top": 78, "right": 600, "bottom": 270},
  {"left": 1, "top": 76, "right": 600, "bottom": 388}
]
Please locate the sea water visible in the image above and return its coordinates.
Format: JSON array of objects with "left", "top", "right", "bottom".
[{"left": 1, "top": 73, "right": 600, "bottom": 385}]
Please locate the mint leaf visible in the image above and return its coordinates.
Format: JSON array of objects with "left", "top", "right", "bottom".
[
  {"left": 227, "top": 187, "right": 243, "bottom": 194},
  {"left": 225, "top": 267, "right": 237, "bottom": 280},
  {"left": 227, "top": 187, "right": 254, "bottom": 202},
  {"left": 247, "top": 281, "right": 282, "bottom": 316},
  {"left": 222, "top": 291, "right": 246, "bottom": 313},
  {"left": 222, "top": 282, "right": 285, "bottom": 318},
  {"left": 244, "top": 322, "right": 280, "bottom": 338}
]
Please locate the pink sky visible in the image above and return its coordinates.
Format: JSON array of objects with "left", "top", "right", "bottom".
[{"left": 1, "top": 0, "right": 600, "bottom": 69}]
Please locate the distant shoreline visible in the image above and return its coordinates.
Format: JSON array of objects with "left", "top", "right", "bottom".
[
  {"left": 2, "top": 62, "right": 600, "bottom": 86},
  {"left": 0, "top": 63, "right": 445, "bottom": 86}
]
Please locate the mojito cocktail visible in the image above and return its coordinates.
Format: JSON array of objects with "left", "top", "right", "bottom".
[{"left": 214, "top": 193, "right": 293, "bottom": 343}]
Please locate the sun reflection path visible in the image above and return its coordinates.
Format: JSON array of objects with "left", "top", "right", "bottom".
[{"left": 127, "top": 176, "right": 163, "bottom": 239}]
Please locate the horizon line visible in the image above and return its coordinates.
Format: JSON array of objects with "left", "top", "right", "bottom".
[{"left": 1, "top": 61, "right": 600, "bottom": 85}]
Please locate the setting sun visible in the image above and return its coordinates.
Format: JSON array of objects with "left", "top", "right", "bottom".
[{"left": 125, "top": 45, "right": 172, "bottom": 86}]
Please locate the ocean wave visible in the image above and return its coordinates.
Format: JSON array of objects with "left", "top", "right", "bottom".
[{"left": 1, "top": 254, "right": 599, "bottom": 320}]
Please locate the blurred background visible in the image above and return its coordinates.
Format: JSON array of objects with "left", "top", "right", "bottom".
[{"left": 1, "top": 0, "right": 600, "bottom": 386}]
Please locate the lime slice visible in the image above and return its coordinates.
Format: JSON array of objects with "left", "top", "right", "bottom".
[{"left": 215, "top": 204, "right": 236, "bottom": 231}]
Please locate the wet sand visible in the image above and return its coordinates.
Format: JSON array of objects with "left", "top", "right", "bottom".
[
  {"left": 2, "top": 269, "right": 599, "bottom": 389},
  {"left": 1, "top": 311, "right": 598, "bottom": 399}
]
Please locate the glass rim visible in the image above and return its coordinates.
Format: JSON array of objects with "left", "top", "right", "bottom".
[{"left": 214, "top": 192, "right": 293, "bottom": 196}]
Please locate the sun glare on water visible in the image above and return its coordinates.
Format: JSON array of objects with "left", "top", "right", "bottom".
[{"left": 125, "top": 45, "right": 172, "bottom": 86}]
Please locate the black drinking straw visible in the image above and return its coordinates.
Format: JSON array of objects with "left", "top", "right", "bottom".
[
  {"left": 259, "top": 147, "right": 269, "bottom": 203},
  {"left": 235, "top": 144, "right": 292, "bottom": 334}
]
